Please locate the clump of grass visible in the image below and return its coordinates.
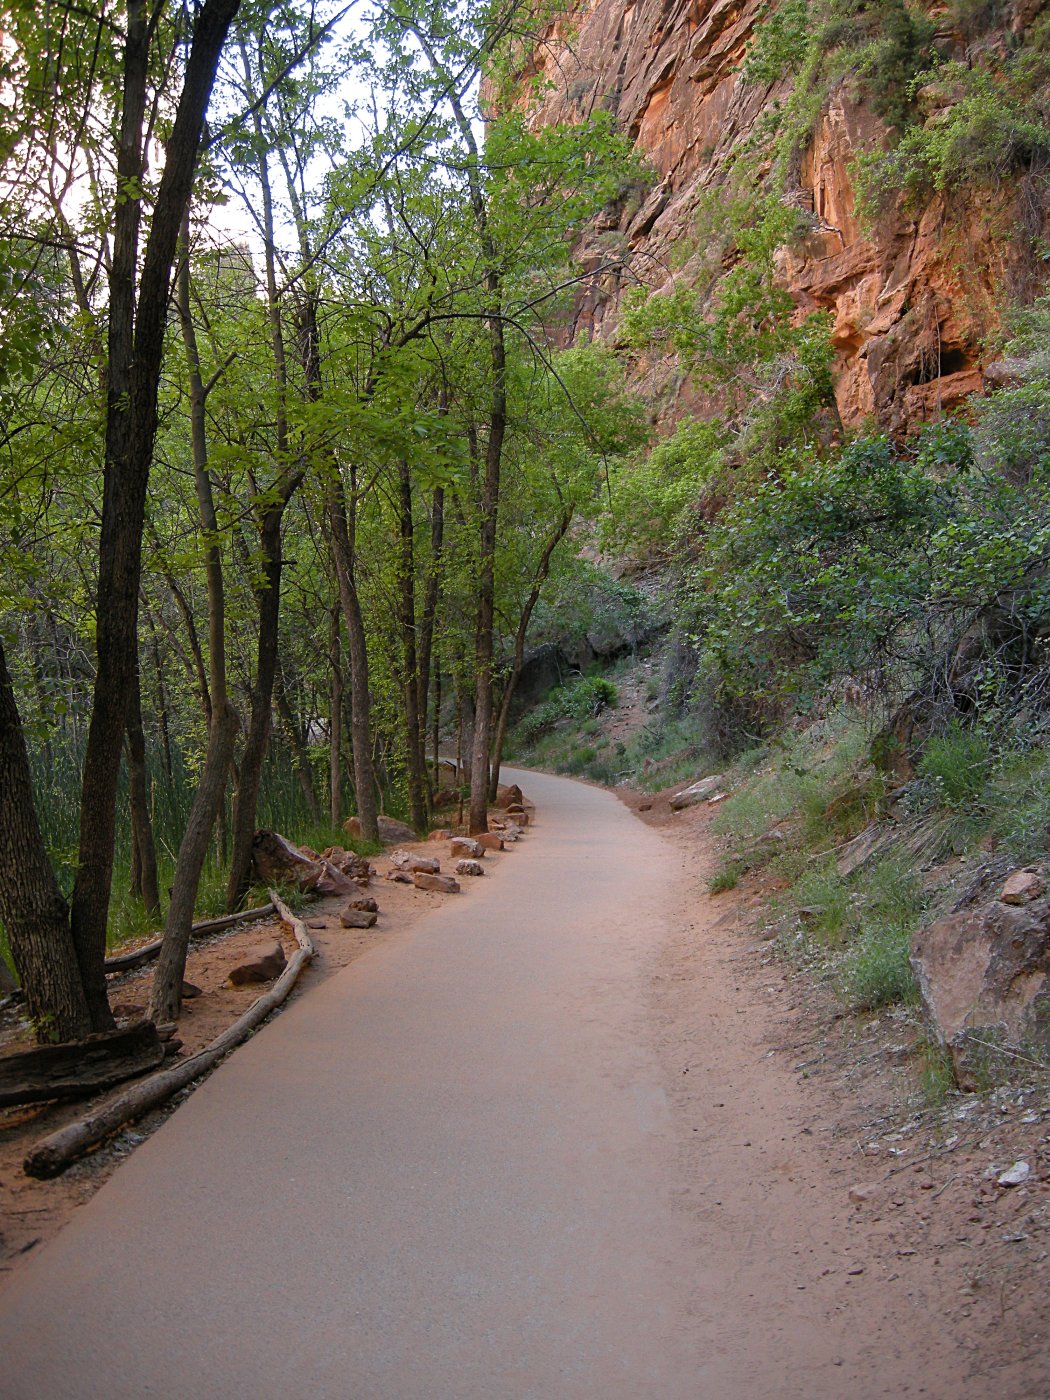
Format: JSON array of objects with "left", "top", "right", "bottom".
[
  {"left": 838, "top": 921, "right": 918, "bottom": 1010},
  {"left": 709, "top": 857, "right": 749, "bottom": 892},
  {"left": 919, "top": 1039, "right": 956, "bottom": 1105},
  {"left": 988, "top": 744, "right": 1050, "bottom": 861},
  {"left": 918, "top": 722, "right": 991, "bottom": 807},
  {"left": 791, "top": 864, "right": 852, "bottom": 941}
]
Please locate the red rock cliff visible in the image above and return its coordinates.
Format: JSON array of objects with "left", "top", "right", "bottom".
[{"left": 510, "top": 0, "right": 1049, "bottom": 429}]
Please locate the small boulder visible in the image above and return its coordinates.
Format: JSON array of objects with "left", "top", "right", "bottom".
[
  {"left": 181, "top": 981, "right": 202, "bottom": 1000},
  {"left": 455, "top": 859, "right": 485, "bottom": 877},
  {"left": 505, "top": 806, "right": 529, "bottom": 826},
  {"left": 497, "top": 782, "right": 523, "bottom": 807},
  {"left": 1001, "top": 869, "right": 1046, "bottom": 906},
  {"left": 339, "top": 907, "right": 378, "bottom": 929},
  {"left": 347, "top": 897, "right": 379, "bottom": 913},
  {"left": 390, "top": 850, "right": 441, "bottom": 874},
  {"left": 229, "top": 941, "right": 287, "bottom": 985},
  {"left": 343, "top": 814, "right": 417, "bottom": 844},
  {"left": 911, "top": 875, "right": 1050, "bottom": 1086},
  {"left": 669, "top": 775, "right": 725, "bottom": 811},
  {"left": 322, "top": 846, "right": 374, "bottom": 884},
  {"left": 476, "top": 832, "right": 504, "bottom": 852},
  {"left": 413, "top": 872, "right": 460, "bottom": 894},
  {"left": 428, "top": 828, "right": 452, "bottom": 842},
  {"left": 385, "top": 870, "right": 413, "bottom": 884},
  {"left": 450, "top": 837, "right": 484, "bottom": 859}
]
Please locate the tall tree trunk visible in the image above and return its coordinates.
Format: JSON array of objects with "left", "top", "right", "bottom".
[
  {"left": 149, "top": 233, "right": 239, "bottom": 1024},
  {"left": 223, "top": 102, "right": 301, "bottom": 909},
  {"left": 328, "top": 476, "right": 379, "bottom": 843},
  {"left": 126, "top": 661, "right": 160, "bottom": 919},
  {"left": 417, "top": 485, "right": 444, "bottom": 796},
  {"left": 225, "top": 503, "right": 290, "bottom": 906},
  {"left": 396, "top": 459, "right": 427, "bottom": 832},
  {"left": 468, "top": 315, "right": 507, "bottom": 835},
  {"left": 432, "top": 664, "right": 442, "bottom": 788},
  {"left": 66, "top": 0, "right": 242, "bottom": 1032},
  {"left": 329, "top": 603, "right": 343, "bottom": 828},
  {"left": 0, "top": 639, "right": 91, "bottom": 1042}
]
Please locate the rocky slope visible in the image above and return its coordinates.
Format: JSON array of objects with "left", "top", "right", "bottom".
[{"left": 513, "top": 0, "right": 1049, "bottom": 429}]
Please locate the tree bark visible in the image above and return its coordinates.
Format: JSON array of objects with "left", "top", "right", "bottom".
[
  {"left": 224, "top": 54, "right": 302, "bottom": 908},
  {"left": 329, "top": 603, "right": 343, "bottom": 827},
  {"left": 0, "top": 638, "right": 91, "bottom": 1042},
  {"left": 149, "top": 231, "right": 240, "bottom": 1024},
  {"left": 396, "top": 459, "right": 428, "bottom": 832},
  {"left": 328, "top": 475, "right": 379, "bottom": 843},
  {"left": 67, "top": 0, "right": 243, "bottom": 1031},
  {"left": 125, "top": 660, "right": 161, "bottom": 918}
]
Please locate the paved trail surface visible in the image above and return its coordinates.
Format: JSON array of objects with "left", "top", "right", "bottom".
[{"left": 0, "top": 770, "right": 975, "bottom": 1398}]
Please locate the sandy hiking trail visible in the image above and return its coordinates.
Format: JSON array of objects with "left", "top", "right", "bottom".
[{"left": 0, "top": 768, "right": 1044, "bottom": 1398}]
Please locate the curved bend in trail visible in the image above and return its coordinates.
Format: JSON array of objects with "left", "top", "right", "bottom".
[{"left": 1, "top": 770, "right": 966, "bottom": 1398}]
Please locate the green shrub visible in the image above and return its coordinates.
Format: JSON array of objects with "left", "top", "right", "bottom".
[
  {"left": 918, "top": 723, "right": 992, "bottom": 807},
  {"left": 791, "top": 864, "right": 852, "bottom": 940},
  {"left": 840, "top": 921, "right": 918, "bottom": 1009},
  {"left": 856, "top": 40, "right": 1050, "bottom": 216},
  {"left": 709, "top": 858, "right": 748, "bottom": 892}
]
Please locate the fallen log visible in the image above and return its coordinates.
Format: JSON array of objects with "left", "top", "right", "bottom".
[
  {"left": 24, "top": 892, "right": 314, "bottom": 1179},
  {"left": 103, "top": 903, "right": 276, "bottom": 975},
  {"left": 0, "top": 1022, "right": 165, "bottom": 1109}
]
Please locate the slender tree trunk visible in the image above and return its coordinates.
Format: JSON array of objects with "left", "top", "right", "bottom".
[
  {"left": 66, "top": 0, "right": 242, "bottom": 1031},
  {"left": 225, "top": 503, "right": 287, "bottom": 907},
  {"left": 329, "top": 604, "right": 343, "bottom": 828},
  {"left": 223, "top": 104, "right": 300, "bottom": 908},
  {"left": 149, "top": 234, "right": 240, "bottom": 1023},
  {"left": 417, "top": 485, "right": 444, "bottom": 798},
  {"left": 126, "top": 661, "right": 160, "bottom": 919},
  {"left": 468, "top": 313, "right": 507, "bottom": 834},
  {"left": 396, "top": 460, "right": 428, "bottom": 832},
  {"left": 0, "top": 639, "right": 91, "bottom": 1042},
  {"left": 327, "top": 473, "right": 378, "bottom": 842}
]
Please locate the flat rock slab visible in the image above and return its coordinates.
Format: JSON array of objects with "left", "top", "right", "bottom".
[
  {"left": 390, "top": 851, "right": 441, "bottom": 874},
  {"left": 669, "top": 774, "right": 724, "bottom": 810},
  {"left": 339, "top": 908, "right": 378, "bottom": 929},
  {"left": 413, "top": 872, "right": 460, "bottom": 894}
]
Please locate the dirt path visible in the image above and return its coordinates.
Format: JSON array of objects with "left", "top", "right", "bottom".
[{"left": 0, "top": 770, "right": 1044, "bottom": 1397}]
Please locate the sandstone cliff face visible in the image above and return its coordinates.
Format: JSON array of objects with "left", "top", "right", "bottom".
[{"left": 516, "top": 0, "right": 1047, "bottom": 429}]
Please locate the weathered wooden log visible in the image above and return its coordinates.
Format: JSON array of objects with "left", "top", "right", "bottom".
[
  {"left": 0, "top": 1022, "right": 165, "bottom": 1109},
  {"left": 103, "top": 903, "right": 276, "bottom": 975},
  {"left": 24, "top": 892, "right": 314, "bottom": 1180}
]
